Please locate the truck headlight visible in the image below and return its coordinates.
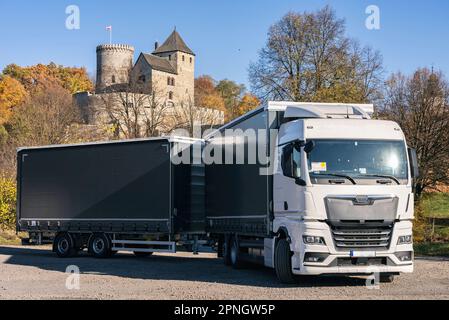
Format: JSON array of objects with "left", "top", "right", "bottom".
[
  {"left": 303, "top": 236, "right": 326, "bottom": 245},
  {"left": 397, "top": 235, "right": 413, "bottom": 245}
]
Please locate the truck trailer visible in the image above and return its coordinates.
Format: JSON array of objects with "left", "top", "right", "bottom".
[
  {"left": 16, "top": 137, "right": 206, "bottom": 258},
  {"left": 16, "top": 102, "right": 419, "bottom": 284}
]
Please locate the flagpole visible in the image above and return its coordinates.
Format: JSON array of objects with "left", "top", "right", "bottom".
[{"left": 109, "top": 28, "right": 112, "bottom": 44}]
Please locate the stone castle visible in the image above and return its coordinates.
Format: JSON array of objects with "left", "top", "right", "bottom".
[{"left": 75, "top": 29, "right": 223, "bottom": 137}]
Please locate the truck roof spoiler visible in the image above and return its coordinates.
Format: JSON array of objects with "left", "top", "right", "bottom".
[{"left": 266, "top": 101, "right": 374, "bottom": 119}]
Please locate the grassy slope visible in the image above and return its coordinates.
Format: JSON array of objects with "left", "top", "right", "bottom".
[
  {"left": 415, "top": 243, "right": 449, "bottom": 257},
  {"left": 420, "top": 193, "right": 449, "bottom": 218}
]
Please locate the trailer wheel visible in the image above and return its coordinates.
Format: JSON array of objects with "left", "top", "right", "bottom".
[
  {"left": 134, "top": 252, "right": 153, "bottom": 258},
  {"left": 53, "top": 233, "right": 76, "bottom": 258},
  {"left": 223, "top": 235, "right": 232, "bottom": 266},
  {"left": 230, "top": 236, "right": 244, "bottom": 269},
  {"left": 274, "top": 239, "right": 296, "bottom": 284},
  {"left": 380, "top": 273, "right": 395, "bottom": 283},
  {"left": 88, "top": 233, "right": 112, "bottom": 258}
]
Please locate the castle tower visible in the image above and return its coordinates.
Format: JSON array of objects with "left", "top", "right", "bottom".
[
  {"left": 96, "top": 44, "right": 135, "bottom": 92},
  {"left": 153, "top": 30, "right": 195, "bottom": 101}
]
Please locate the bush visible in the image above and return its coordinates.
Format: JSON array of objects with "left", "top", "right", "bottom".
[{"left": 0, "top": 176, "right": 16, "bottom": 229}]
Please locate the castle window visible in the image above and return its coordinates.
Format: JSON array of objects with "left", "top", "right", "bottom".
[
  {"left": 167, "top": 77, "right": 171, "bottom": 85},
  {"left": 182, "top": 55, "right": 185, "bottom": 62},
  {"left": 168, "top": 91, "right": 174, "bottom": 100},
  {"left": 190, "top": 57, "right": 193, "bottom": 64},
  {"left": 112, "top": 75, "right": 116, "bottom": 83},
  {"left": 172, "top": 78, "right": 175, "bottom": 86},
  {"left": 139, "top": 75, "right": 146, "bottom": 83},
  {"left": 168, "top": 55, "right": 172, "bottom": 61}
]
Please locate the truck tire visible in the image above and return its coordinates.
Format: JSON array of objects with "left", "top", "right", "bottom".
[
  {"left": 230, "top": 235, "right": 244, "bottom": 269},
  {"left": 223, "top": 235, "right": 232, "bottom": 266},
  {"left": 274, "top": 239, "right": 296, "bottom": 284},
  {"left": 88, "top": 233, "right": 112, "bottom": 258},
  {"left": 380, "top": 274, "right": 395, "bottom": 283},
  {"left": 54, "top": 233, "right": 76, "bottom": 258},
  {"left": 134, "top": 252, "right": 153, "bottom": 258}
]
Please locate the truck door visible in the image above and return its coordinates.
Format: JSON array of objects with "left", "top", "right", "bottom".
[{"left": 274, "top": 142, "right": 305, "bottom": 215}]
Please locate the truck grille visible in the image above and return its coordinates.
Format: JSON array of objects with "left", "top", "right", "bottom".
[{"left": 331, "top": 225, "right": 393, "bottom": 249}]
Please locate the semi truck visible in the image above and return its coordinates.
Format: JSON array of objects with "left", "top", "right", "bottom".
[{"left": 16, "top": 102, "right": 419, "bottom": 284}]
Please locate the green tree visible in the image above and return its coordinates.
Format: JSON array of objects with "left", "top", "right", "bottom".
[{"left": 0, "top": 176, "right": 16, "bottom": 229}]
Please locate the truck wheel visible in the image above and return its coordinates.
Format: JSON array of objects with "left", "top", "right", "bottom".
[
  {"left": 380, "top": 274, "right": 395, "bottom": 283},
  {"left": 88, "top": 233, "right": 112, "bottom": 258},
  {"left": 230, "top": 236, "right": 244, "bottom": 269},
  {"left": 54, "top": 233, "right": 76, "bottom": 258},
  {"left": 274, "top": 239, "right": 296, "bottom": 284},
  {"left": 134, "top": 252, "right": 153, "bottom": 258},
  {"left": 223, "top": 235, "right": 232, "bottom": 266}
]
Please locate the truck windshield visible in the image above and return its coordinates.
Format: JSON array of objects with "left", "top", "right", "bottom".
[{"left": 307, "top": 139, "right": 409, "bottom": 185}]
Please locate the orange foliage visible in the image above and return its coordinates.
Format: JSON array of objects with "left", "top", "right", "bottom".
[
  {"left": 237, "top": 94, "right": 260, "bottom": 117},
  {"left": 0, "top": 76, "right": 27, "bottom": 124},
  {"left": 2, "top": 63, "right": 93, "bottom": 94}
]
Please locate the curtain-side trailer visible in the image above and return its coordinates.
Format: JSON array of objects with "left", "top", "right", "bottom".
[{"left": 16, "top": 137, "right": 206, "bottom": 258}]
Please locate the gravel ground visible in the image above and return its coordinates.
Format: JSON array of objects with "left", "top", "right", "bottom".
[{"left": 0, "top": 245, "right": 448, "bottom": 300}]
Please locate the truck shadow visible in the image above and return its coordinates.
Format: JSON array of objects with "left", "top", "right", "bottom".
[{"left": 0, "top": 246, "right": 368, "bottom": 288}]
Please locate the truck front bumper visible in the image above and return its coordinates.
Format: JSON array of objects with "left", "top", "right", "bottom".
[{"left": 289, "top": 220, "right": 414, "bottom": 276}]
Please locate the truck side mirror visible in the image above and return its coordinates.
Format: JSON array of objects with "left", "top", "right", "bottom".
[
  {"left": 408, "top": 148, "right": 420, "bottom": 179},
  {"left": 281, "top": 144, "right": 293, "bottom": 177},
  {"left": 304, "top": 141, "right": 315, "bottom": 154}
]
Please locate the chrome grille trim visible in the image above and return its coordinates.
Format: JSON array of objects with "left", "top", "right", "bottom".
[{"left": 331, "top": 226, "right": 393, "bottom": 249}]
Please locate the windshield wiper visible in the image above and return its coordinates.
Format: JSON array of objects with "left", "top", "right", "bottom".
[
  {"left": 357, "top": 174, "right": 401, "bottom": 185},
  {"left": 312, "top": 173, "right": 357, "bottom": 185}
]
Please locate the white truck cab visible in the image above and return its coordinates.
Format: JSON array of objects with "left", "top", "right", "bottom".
[{"left": 269, "top": 102, "right": 417, "bottom": 283}]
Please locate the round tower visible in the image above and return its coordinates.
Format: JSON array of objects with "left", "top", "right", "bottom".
[{"left": 96, "top": 44, "right": 135, "bottom": 92}]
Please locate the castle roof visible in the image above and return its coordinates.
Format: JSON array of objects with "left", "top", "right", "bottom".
[
  {"left": 153, "top": 30, "right": 195, "bottom": 56},
  {"left": 141, "top": 53, "right": 177, "bottom": 74}
]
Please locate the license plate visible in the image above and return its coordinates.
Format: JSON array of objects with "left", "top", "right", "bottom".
[{"left": 350, "top": 251, "right": 376, "bottom": 258}]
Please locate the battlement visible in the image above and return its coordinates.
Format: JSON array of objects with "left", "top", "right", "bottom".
[{"left": 96, "top": 44, "right": 135, "bottom": 53}]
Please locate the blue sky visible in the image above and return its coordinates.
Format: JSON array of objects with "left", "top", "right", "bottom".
[{"left": 0, "top": 0, "right": 448, "bottom": 88}]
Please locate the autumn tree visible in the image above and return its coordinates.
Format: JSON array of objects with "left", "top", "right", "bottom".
[
  {"left": 2, "top": 63, "right": 93, "bottom": 94},
  {"left": 0, "top": 76, "right": 27, "bottom": 124},
  {"left": 379, "top": 68, "right": 449, "bottom": 197},
  {"left": 216, "top": 79, "right": 246, "bottom": 121},
  {"left": 237, "top": 94, "right": 260, "bottom": 117},
  {"left": 6, "top": 82, "right": 81, "bottom": 147},
  {"left": 249, "top": 6, "right": 383, "bottom": 103},
  {"left": 195, "top": 75, "right": 226, "bottom": 112}
]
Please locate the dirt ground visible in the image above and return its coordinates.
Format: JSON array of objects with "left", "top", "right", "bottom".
[{"left": 0, "top": 245, "right": 448, "bottom": 300}]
